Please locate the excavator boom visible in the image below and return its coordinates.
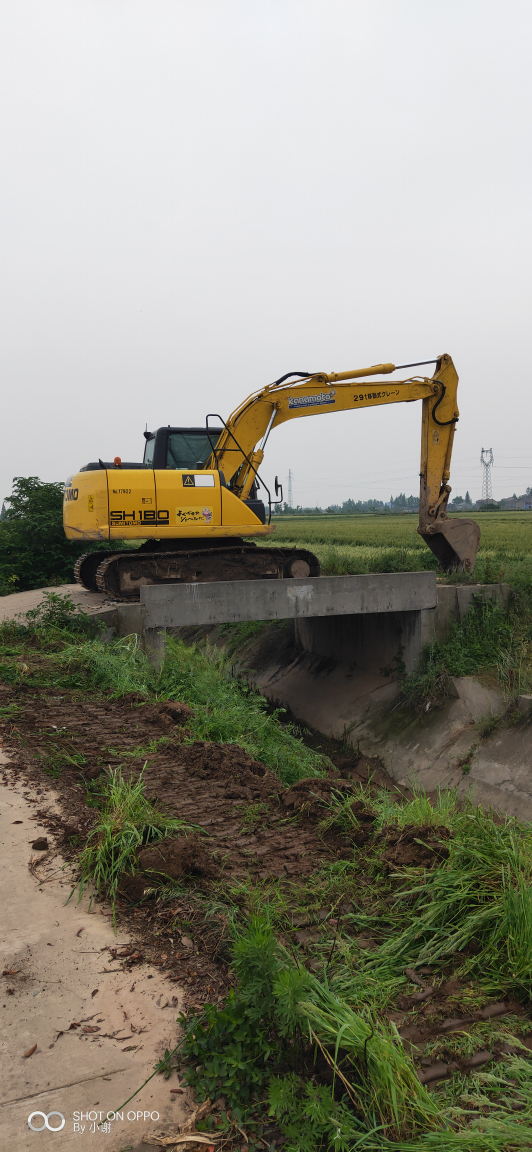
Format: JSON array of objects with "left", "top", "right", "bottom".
[{"left": 208, "top": 353, "right": 480, "bottom": 572}]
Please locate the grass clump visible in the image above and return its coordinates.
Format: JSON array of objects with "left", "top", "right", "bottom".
[
  {"left": 0, "top": 590, "right": 100, "bottom": 648},
  {"left": 75, "top": 767, "right": 196, "bottom": 914},
  {"left": 366, "top": 805, "right": 532, "bottom": 998},
  {"left": 21, "top": 590, "right": 99, "bottom": 635},
  {"left": 181, "top": 912, "right": 440, "bottom": 1146},
  {"left": 179, "top": 826, "right": 532, "bottom": 1149},
  {"left": 175, "top": 786, "right": 532, "bottom": 1148},
  {"left": 57, "top": 632, "right": 152, "bottom": 695}
]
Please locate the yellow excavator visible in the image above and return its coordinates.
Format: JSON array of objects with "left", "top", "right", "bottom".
[{"left": 64, "top": 353, "right": 480, "bottom": 600}]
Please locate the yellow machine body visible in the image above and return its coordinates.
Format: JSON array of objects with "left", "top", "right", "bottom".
[{"left": 63, "top": 469, "right": 273, "bottom": 543}]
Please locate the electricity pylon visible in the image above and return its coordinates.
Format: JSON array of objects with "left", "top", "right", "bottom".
[{"left": 480, "top": 447, "right": 494, "bottom": 503}]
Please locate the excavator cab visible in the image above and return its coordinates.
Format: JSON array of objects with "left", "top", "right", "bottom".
[{"left": 143, "top": 427, "right": 223, "bottom": 471}]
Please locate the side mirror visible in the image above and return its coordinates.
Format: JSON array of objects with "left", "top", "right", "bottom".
[{"left": 274, "top": 476, "right": 283, "bottom": 502}]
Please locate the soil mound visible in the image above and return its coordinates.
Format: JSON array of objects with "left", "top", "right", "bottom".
[
  {"left": 137, "top": 833, "right": 219, "bottom": 881},
  {"left": 120, "top": 695, "right": 195, "bottom": 728},
  {"left": 282, "top": 778, "right": 375, "bottom": 825},
  {"left": 1, "top": 690, "right": 387, "bottom": 888},
  {"left": 282, "top": 777, "right": 351, "bottom": 815},
  {"left": 117, "top": 873, "right": 148, "bottom": 901},
  {"left": 167, "top": 741, "right": 279, "bottom": 800},
  {"left": 378, "top": 824, "right": 451, "bottom": 869}
]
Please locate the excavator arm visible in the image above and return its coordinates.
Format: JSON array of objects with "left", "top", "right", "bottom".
[{"left": 207, "top": 353, "right": 480, "bottom": 572}]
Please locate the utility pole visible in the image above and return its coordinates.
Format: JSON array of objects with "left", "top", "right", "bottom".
[
  {"left": 480, "top": 447, "right": 494, "bottom": 504},
  {"left": 287, "top": 469, "right": 293, "bottom": 509}
]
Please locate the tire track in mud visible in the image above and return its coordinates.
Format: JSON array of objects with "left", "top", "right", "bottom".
[{"left": 1, "top": 689, "right": 363, "bottom": 883}]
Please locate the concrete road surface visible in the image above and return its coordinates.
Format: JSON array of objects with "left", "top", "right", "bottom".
[{"left": 0, "top": 585, "right": 107, "bottom": 624}]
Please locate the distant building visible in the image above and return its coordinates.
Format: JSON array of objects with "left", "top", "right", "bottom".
[
  {"left": 450, "top": 500, "right": 475, "bottom": 511},
  {"left": 500, "top": 493, "right": 532, "bottom": 510},
  {"left": 475, "top": 498, "right": 500, "bottom": 510}
]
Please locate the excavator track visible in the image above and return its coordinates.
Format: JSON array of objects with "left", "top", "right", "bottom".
[
  {"left": 93, "top": 545, "right": 320, "bottom": 602},
  {"left": 74, "top": 550, "right": 121, "bottom": 593}
]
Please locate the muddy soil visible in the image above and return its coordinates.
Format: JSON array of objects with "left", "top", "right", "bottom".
[
  {"left": 2, "top": 678, "right": 532, "bottom": 1109},
  {"left": 0, "top": 682, "right": 397, "bottom": 993}
]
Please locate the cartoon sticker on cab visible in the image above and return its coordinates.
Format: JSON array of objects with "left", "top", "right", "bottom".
[{"left": 175, "top": 506, "right": 214, "bottom": 524}]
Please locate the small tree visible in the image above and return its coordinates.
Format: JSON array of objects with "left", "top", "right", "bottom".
[
  {"left": 0, "top": 476, "right": 90, "bottom": 593},
  {"left": 465, "top": 491, "right": 471, "bottom": 504}
]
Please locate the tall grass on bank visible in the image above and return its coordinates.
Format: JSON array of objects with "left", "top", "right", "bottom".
[
  {"left": 363, "top": 805, "right": 532, "bottom": 998},
  {"left": 182, "top": 913, "right": 441, "bottom": 1146},
  {"left": 320, "top": 786, "right": 532, "bottom": 1000},
  {"left": 8, "top": 617, "right": 329, "bottom": 787},
  {"left": 182, "top": 911, "right": 532, "bottom": 1150},
  {"left": 158, "top": 636, "right": 326, "bottom": 785},
  {"left": 399, "top": 592, "right": 532, "bottom": 710},
  {"left": 299, "top": 986, "right": 441, "bottom": 1139}
]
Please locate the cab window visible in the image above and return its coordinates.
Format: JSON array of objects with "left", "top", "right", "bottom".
[
  {"left": 167, "top": 431, "right": 219, "bottom": 470},
  {"left": 143, "top": 436, "right": 155, "bottom": 466}
]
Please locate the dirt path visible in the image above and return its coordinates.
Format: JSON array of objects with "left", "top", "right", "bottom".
[
  {"left": 0, "top": 753, "right": 189, "bottom": 1151},
  {"left": 0, "top": 584, "right": 108, "bottom": 624}
]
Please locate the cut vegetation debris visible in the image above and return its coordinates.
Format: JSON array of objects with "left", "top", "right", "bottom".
[{"left": 1, "top": 594, "right": 532, "bottom": 1150}]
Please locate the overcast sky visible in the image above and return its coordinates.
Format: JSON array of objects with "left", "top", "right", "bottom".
[{"left": 1, "top": 0, "right": 531, "bottom": 510}]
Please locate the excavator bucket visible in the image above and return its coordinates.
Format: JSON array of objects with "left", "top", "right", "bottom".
[{"left": 419, "top": 518, "right": 481, "bottom": 573}]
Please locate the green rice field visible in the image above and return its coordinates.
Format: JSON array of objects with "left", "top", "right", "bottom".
[{"left": 267, "top": 511, "right": 532, "bottom": 588}]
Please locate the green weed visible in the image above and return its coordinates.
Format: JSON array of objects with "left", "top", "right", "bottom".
[
  {"left": 239, "top": 801, "right": 270, "bottom": 827},
  {"left": 57, "top": 633, "right": 152, "bottom": 695},
  {"left": 74, "top": 767, "right": 197, "bottom": 917},
  {"left": 180, "top": 903, "right": 532, "bottom": 1149},
  {"left": 218, "top": 620, "right": 269, "bottom": 656},
  {"left": 21, "top": 590, "right": 98, "bottom": 635},
  {"left": 0, "top": 702, "right": 19, "bottom": 719},
  {"left": 368, "top": 806, "right": 532, "bottom": 996},
  {"left": 398, "top": 594, "right": 528, "bottom": 712},
  {"left": 41, "top": 744, "right": 87, "bottom": 778},
  {"left": 182, "top": 913, "right": 440, "bottom": 1144}
]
